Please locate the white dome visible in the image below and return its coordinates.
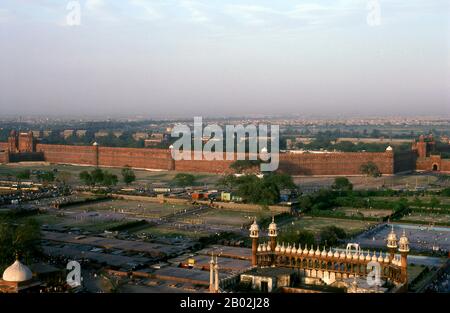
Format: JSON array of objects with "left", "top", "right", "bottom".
[
  {"left": 315, "top": 247, "right": 321, "bottom": 256},
  {"left": 275, "top": 243, "right": 281, "bottom": 252},
  {"left": 327, "top": 249, "right": 333, "bottom": 257},
  {"left": 2, "top": 260, "right": 32, "bottom": 282},
  {"left": 334, "top": 251, "right": 340, "bottom": 258},
  {"left": 303, "top": 245, "right": 309, "bottom": 255},
  {"left": 365, "top": 251, "right": 371, "bottom": 261},
  {"left": 291, "top": 244, "right": 297, "bottom": 254},
  {"left": 286, "top": 245, "right": 292, "bottom": 254},
  {"left": 386, "top": 146, "right": 393, "bottom": 151}
]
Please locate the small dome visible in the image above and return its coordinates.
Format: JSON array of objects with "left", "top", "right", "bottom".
[
  {"left": 352, "top": 252, "right": 359, "bottom": 260},
  {"left": 321, "top": 247, "right": 327, "bottom": 257},
  {"left": 384, "top": 255, "right": 390, "bottom": 263},
  {"left": 377, "top": 252, "right": 384, "bottom": 263},
  {"left": 365, "top": 251, "right": 371, "bottom": 261},
  {"left": 303, "top": 245, "right": 309, "bottom": 255},
  {"left": 266, "top": 243, "right": 272, "bottom": 252},
  {"left": 262, "top": 243, "right": 267, "bottom": 252},
  {"left": 327, "top": 248, "right": 333, "bottom": 257},
  {"left": 297, "top": 244, "right": 302, "bottom": 255},
  {"left": 280, "top": 243, "right": 286, "bottom": 254},
  {"left": 398, "top": 230, "right": 410, "bottom": 253},
  {"left": 93, "top": 142, "right": 99, "bottom": 146},
  {"left": 257, "top": 244, "right": 262, "bottom": 252},
  {"left": 169, "top": 144, "right": 174, "bottom": 149},
  {"left": 371, "top": 252, "right": 378, "bottom": 262},
  {"left": 275, "top": 243, "right": 281, "bottom": 252},
  {"left": 309, "top": 246, "right": 315, "bottom": 256},
  {"left": 339, "top": 251, "right": 346, "bottom": 259},
  {"left": 334, "top": 250, "right": 340, "bottom": 258},
  {"left": 386, "top": 225, "right": 398, "bottom": 248},
  {"left": 346, "top": 252, "right": 352, "bottom": 260},
  {"left": 2, "top": 260, "right": 32, "bottom": 282},
  {"left": 315, "top": 246, "right": 321, "bottom": 256},
  {"left": 268, "top": 217, "right": 277, "bottom": 237},
  {"left": 291, "top": 244, "right": 297, "bottom": 254},
  {"left": 249, "top": 219, "right": 259, "bottom": 238},
  {"left": 386, "top": 146, "right": 393, "bottom": 151},
  {"left": 359, "top": 253, "right": 365, "bottom": 261},
  {"left": 286, "top": 244, "right": 292, "bottom": 254}
]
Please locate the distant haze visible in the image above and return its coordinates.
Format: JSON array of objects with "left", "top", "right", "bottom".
[{"left": 0, "top": 0, "right": 449, "bottom": 118}]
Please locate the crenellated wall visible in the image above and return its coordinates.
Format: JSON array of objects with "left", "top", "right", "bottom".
[
  {"left": 36, "top": 144, "right": 98, "bottom": 166},
  {"left": 278, "top": 151, "right": 395, "bottom": 175},
  {"left": 98, "top": 146, "right": 172, "bottom": 170},
  {"left": 0, "top": 140, "right": 439, "bottom": 175}
]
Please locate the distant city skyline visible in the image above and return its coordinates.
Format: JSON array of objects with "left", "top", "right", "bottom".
[{"left": 0, "top": 0, "right": 449, "bottom": 117}]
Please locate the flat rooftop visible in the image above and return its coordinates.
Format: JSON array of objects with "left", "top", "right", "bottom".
[{"left": 42, "top": 231, "right": 188, "bottom": 257}]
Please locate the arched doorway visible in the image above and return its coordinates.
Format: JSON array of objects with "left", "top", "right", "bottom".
[{"left": 432, "top": 164, "right": 439, "bottom": 171}]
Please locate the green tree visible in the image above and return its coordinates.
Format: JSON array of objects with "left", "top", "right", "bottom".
[
  {"left": 332, "top": 177, "right": 353, "bottom": 191},
  {"left": 102, "top": 171, "right": 118, "bottom": 187},
  {"left": 173, "top": 173, "right": 196, "bottom": 187},
  {"left": 121, "top": 166, "right": 136, "bottom": 185},
  {"left": 16, "top": 170, "right": 31, "bottom": 180},
  {"left": 319, "top": 226, "right": 347, "bottom": 246},
  {"left": 360, "top": 161, "right": 381, "bottom": 177},
  {"left": 0, "top": 218, "right": 42, "bottom": 272},
  {"left": 430, "top": 197, "right": 440, "bottom": 209},
  {"left": 91, "top": 168, "right": 105, "bottom": 185},
  {"left": 79, "top": 171, "right": 93, "bottom": 186}
]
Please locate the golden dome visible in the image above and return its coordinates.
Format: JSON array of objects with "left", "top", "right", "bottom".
[
  {"left": 386, "top": 225, "right": 398, "bottom": 248},
  {"left": 398, "top": 230, "right": 410, "bottom": 253},
  {"left": 2, "top": 260, "right": 32, "bottom": 283}
]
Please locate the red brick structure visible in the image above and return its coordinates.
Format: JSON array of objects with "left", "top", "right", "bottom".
[
  {"left": 1, "top": 131, "right": 449, "bottom": 175},
  {"left": 412, "top": 134, "right": 450, "bottom": 172}
]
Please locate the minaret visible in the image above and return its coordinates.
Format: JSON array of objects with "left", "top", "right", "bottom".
[
  {"left": 249, "top": 219, "right": 260, "bottom": 266},
  {"left": 93, "top": 142, "right": 99, "bottom": 167},
  {"left": 268, "top": 216, "right": 278, "bottom": 252},
  {"left": 386, "top": 225, "right": 398, "bottom": 262},
  {"left": 398, "top": 230, "right": 410, "bottom": 285},
  {"left": 209, "top": 253, "right": 215, "bottom": 293},
  {"left": 214, "top": 255, "right": 219, "bottom": 293}
]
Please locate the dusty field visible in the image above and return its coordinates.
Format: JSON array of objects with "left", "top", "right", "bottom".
[
  {"left": 400, "top": 212, "right": 450, "bottom": 225},
  {"left": 337, "top": 207, "right": 393, "bottom": 218},
  {"left": 190, "top": 209, "right": 272, "bottom": 227},
  {"left": 280, "top": 216, "right": 376, "bottom": 236},
  {"left": 65, "top": 199, "right": 189, "bottom": 219},
  {"left": 0, "top": 164, "right": 220, "bottom": 187}
]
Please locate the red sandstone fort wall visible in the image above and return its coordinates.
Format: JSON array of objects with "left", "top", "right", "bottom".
[
  {"left": 0, "top": 142, "right": 8, "bottom": 151},
  {"left": 278, "top": 152, "right": 394, "bottom": 175},
  {"left": 36, "top": 144, "right": 97, "bottom": 166},
  {"left": 97, "top": 147, "right": 171, "bottom": 170},
  {"left": 0, "top": 141, "right": 424, "bottom": 175}
]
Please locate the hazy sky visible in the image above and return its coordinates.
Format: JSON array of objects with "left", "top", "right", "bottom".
[{"left": 0, "top": 0, "right": 449, "bottom": 118}]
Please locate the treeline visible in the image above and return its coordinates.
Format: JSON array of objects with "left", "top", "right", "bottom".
[{"left": 218, "top": 173, "right": 296, "bottom": 205}]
